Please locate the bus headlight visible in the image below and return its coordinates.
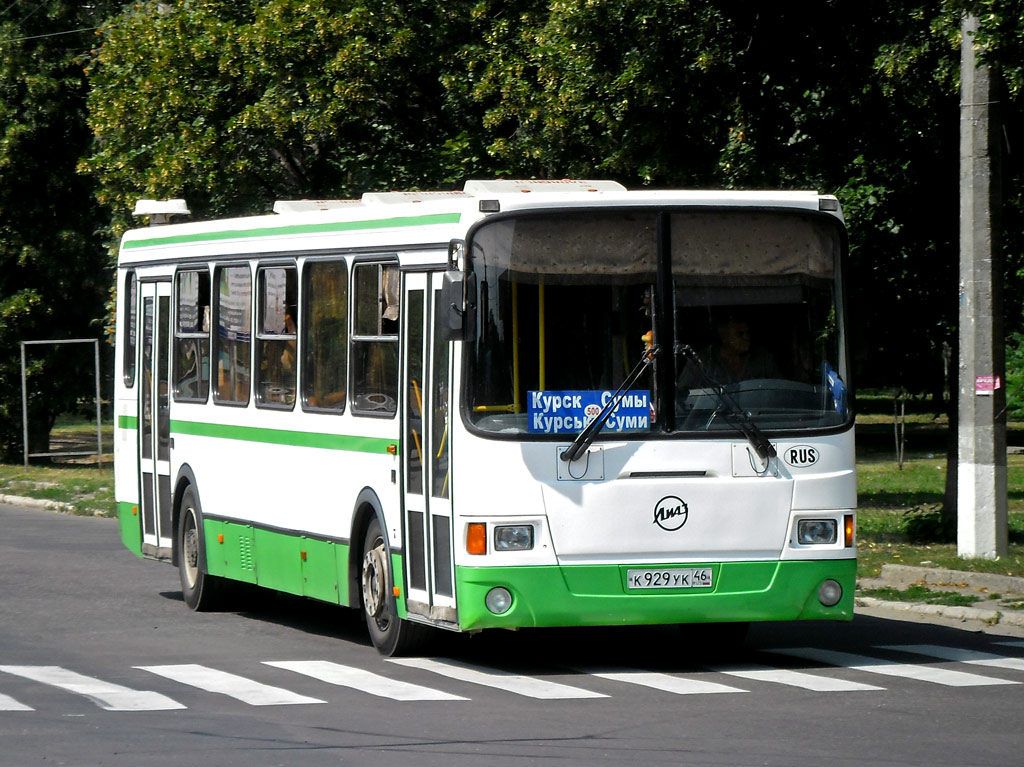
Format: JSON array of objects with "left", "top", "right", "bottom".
[
  {"left": 485, "top": 587, "right": 513, "bottom": 614},
  {"left": 797, "top": 519, "right": 838, "bottom": 545},
  {"left": 494, "top": 525, "right": 534, "bottom": 551}
]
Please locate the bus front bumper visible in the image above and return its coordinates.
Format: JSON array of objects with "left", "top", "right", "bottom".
[{"left": 454, "top": 558, "right": 856, "bottom": 631}]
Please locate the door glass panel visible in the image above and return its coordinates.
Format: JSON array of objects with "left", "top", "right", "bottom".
[
  {"left": 406, "top": 290, "right": 424, "bottom": 495},
  {"left": 430, "top": 291, "right": 450, "bottom": 499},
  {"left": 431, "top": 514, "right": 452, "bottom": 597},
  {"left": 141, "top": 297, "right": 154, "bottom": 460},
  {"left": 157, "top": 296, "right": 170, "bottom": 461}
]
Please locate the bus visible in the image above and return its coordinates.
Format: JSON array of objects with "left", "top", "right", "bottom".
[{"left": 114, "top": 179, "right": 855, "bottom": 655}]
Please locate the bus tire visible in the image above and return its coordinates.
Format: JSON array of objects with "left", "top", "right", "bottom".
[
  {"left": 177, "top": 485, "right": 226, "bottom": 612},
  {"left": 360, "top": 517, "right": 430, "bottom": 656}
]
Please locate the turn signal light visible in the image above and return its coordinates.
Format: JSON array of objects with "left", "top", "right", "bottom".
[
  {"left": 844, "top": 514, "right": 855, "bottom": 547},
  {"left": 467, "top": 523, "right": 486, "bottom": 555}
]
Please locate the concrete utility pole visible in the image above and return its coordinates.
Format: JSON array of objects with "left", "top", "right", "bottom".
[{"left": 958, "top": 14, "right": 1008, "bottom": 559}]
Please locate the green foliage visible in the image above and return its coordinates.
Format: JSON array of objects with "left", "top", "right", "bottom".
[
  {"left": 0, "top": 2, "right": 117, "bottom": 459},
  {"left": 0, "top": 0, "right": 1017, "bottom": 465},
  {"left": 860, "top": 584, "right": 981, "bottom": 606},
  {"left": 84, "top": 0, "right": 483, "bottom": 223}
]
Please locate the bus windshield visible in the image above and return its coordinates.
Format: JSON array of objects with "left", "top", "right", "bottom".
[{"left": 464, "top": 207, "right": 849, "bottom": 438}]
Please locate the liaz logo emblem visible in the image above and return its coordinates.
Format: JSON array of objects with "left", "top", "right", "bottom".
[
  {"left": 784, "top": 445, "right": 819, "bottom": 468},
  {"left": 653, "top": 495, "right": 689, "bottom": 531}
]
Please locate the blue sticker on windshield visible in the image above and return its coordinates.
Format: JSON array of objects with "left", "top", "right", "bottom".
[{"left": 527, "top": 390, "right": 651, "bottom": 434}]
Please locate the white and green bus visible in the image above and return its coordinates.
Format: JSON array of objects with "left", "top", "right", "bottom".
[{"left": 114, "top": 179, "right": 856, "bottom": 655}]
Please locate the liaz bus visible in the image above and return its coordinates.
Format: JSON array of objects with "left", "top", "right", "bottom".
[{"left": 114, "top": 179, "right": 855, "bottom": 655}]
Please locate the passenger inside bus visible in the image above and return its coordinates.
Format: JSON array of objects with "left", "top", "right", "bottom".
[{"left": 678, "top": 311, "right": 779, "bottom": 389}]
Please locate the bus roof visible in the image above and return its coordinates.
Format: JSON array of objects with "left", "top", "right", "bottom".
[{"left": 118, "top": 180, "right": 842, "bottom": 264}]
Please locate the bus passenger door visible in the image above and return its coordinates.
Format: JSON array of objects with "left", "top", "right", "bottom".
[
  {"left": 400, "top": 272, "right": 456, "bottom": 626},
  {"left": 138, "top": 281, "right": 174, "bottom": 558}
]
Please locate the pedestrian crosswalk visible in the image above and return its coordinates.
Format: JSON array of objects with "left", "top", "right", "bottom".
[
  {"left": 768, "top": 648, "right": 1019, "bottom": 687},
  {"left": 1, "top": 642, "right": 1022, "bottom": 713},
  {"left": 0, "top": 665, "right": 185, "bottom": 712}
]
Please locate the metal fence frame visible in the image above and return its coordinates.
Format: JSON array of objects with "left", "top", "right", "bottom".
[{"left": 20, "top": 338, "right": 103, "bottom": 467}]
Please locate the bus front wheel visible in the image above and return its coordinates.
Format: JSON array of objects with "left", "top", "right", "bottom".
[
  {"left": 360, "top": 517, "right": 429, "bottom": 656},
  {"left": 177, "top": 486, "right": 226, "bottom": 611}
]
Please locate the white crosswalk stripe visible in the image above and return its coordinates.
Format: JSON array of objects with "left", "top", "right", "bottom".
[
  {"left": 0, "top": 665, "right": 184, "bottom": 711},
  {"left": 708, "top": 663, "right": 884, "bottom": 692},
  {"left": 3, "top": 642, "right": 1022, "bottom": 714},
  {"left": 0, "top": 691, "right": 34, "bottom": 711},
  {"left": 387, "top": 657, "right": 608, "bottom": 699},
  {"left": 135, "top": 664, "right": 325, "bottom": 706},
  {"left": 263, "top": 660, "right": 467, "bottom": 701},
  {"left": 770, "top": 648, "right": 1019, "bottom": 687},
  {"left": 583, "top": 669, "right": 744, "bottom": 695},
  {"left": 877, "top": 645, "right": 1024, "bottom": 672}
]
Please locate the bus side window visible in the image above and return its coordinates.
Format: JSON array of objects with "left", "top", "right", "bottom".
[
  {"left": 301, "top": 259, "right": 348, "bottom": 412},
  {"left": 351, "top": 262, "right": 398, "bottom": 416},
  {"left": 213, "top": 264, "right": 252, "bottom": 406},
  {"left": 173, "top": 269, "right": 211, "bottom": 402},
  {"left": 255, "top": 265, "right": 297, "bottom": 409},
  {"left": 122, "top": 270, "right": 137, "bottom": 387}
]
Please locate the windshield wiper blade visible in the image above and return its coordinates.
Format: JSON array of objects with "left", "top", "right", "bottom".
[
  {"left": 675, "top": 344, "right": 777, "bottom": 461},
  {"left": 560, "top": 345, "right": 659, "bottom": 463}
]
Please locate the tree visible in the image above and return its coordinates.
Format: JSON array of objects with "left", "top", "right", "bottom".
[
  {"left": 84, "top": 0, "right": 483, "bottom": 226},
  {"left": 0, "top": 2, "right": 118, "bottom": 459},
  {"left": 463, "top": 1, "right": 968, "bottom": 396},
  {"left": 81, "top": 0, "right": 1023, "bottom": 414}
]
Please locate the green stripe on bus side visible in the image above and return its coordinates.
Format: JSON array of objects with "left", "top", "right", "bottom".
[
  {"left": 121, "top": 212, "right": 462, "bottom": 250},
  {"left": 169, "top": 419, "right": 396, "bottom": 454},
  {"left": 118, "top": 415, "right": 138, "bottom": 430}
]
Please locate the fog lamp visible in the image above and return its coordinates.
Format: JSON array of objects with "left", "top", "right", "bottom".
[
  {"left": 797, "top": 519, "right": 838, "bottom": 545},
  {"left": 818, "top": 579, "right": 843, "bottom": 607},
  {"left": 485, "top": 587, "right": 513, "bottom": 614},
  {"left": 494, "top": 525, "right": 534, "bottom": 551}
]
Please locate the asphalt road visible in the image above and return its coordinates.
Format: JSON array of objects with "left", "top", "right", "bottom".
[{"left": 1, "top": 504, "right": 1023, "bottom": 767}]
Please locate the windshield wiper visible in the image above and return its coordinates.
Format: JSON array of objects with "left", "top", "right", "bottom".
[
  {"left": 675, "top": 344, "right": 777, "bottom": 462},
  {"left": 560, "top": 345, "right": 659, "bottom": 463}
]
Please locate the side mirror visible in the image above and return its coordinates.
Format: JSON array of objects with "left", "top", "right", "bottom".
[{"left": 441, "top": 270, "right": 475, "bottom": 342}]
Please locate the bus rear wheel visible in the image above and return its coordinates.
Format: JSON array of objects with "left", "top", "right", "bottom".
[
  {"left": 177, "top": 486, "right": 226, "bottom": 611},
  {"left": 360, "top": 517, "right": 429, "bottom": 656}
]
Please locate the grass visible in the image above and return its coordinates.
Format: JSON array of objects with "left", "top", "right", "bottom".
[
  {"left": 0, "top": 462, "right": 114, "bottom": 516},
  {"left": 855, "top": 446, "right": 1024, "bottom": 578},
  {"left": 0, "top": 418, "right": 115, "bottom": 516},
  {"left": 859, "top": 584, "right": 982, "bottom": 607}
]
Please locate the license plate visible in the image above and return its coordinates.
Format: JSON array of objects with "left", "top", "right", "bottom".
[{"left": 626, "top": 567, "right": 713, "bottom": 590}]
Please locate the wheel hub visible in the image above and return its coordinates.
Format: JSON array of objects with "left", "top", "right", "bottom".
[{"left": 361, "top": 546, "right": 387, "bottom": 619}]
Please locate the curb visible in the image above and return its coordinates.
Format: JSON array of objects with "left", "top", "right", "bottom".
[
  {"left": 0, "top": 494, "right": 75, "bottom": 514},
  {"left": 856, "top": 596, "right": 1024, "bottom": 628},
  {"left": 877, "top": 564, "right": 1024, "bottom": 595}
]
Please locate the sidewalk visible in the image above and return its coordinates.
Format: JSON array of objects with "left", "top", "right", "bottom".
[{"left": 857, "top": 564, "right": 1024, "bottom": 630}]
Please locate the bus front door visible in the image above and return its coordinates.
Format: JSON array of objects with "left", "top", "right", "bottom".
[
  {"left": 400, "top": 271, "right": 456, "bottom": 626},
  {"left": 138, "top": 281, "right": 174, "bottom": 559}
]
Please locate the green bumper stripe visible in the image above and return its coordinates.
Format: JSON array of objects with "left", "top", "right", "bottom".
[
  {"left": 122, "top": 212, "right": 462, "bottom": 249},
  {"left": 118, "top": 415, "right": 138, "bottom": 430},
  {"left": 455, "top": 559, "right": 857, "bottom": 631},
  {"left": 170, "top": 419, "right": 396, "bottom": 454}
]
